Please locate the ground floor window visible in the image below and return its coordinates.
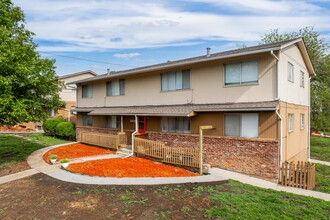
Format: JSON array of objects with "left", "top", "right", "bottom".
[
  {"left": 82, "top": 113, "right": 92, "bottom": 126},
  {"left": 107, "top": 116, "right": 120, "bottom": 129},
  {"left": 300, "top": 114, "right": 305, "bottom": 129},
  {"left": 161, "top": 117, "right": 190, "bottom": 133},
  {"left": 288, "top": 113, "right": 294, "bottom": 132},
  {"left": 224, "top": 113, "right": 258, "bottom": 138}
]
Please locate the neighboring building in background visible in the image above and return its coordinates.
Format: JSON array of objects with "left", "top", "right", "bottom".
[
  {"left": 71, "top": 38, "right": 314, "bottom": 181},
  {"left": 53, "top": 71, "right": 98, "bottom": 123}
]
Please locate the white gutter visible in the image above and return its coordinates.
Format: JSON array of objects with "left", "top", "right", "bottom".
[
  {"left": 124, "top": 115, "right": 138, "bottom": 158},
  {"left": 275, "top": 106, "right": 283, "bottom": 169},
  {"left": 270, "top": 50, "right": 279, "bottom": 99}
]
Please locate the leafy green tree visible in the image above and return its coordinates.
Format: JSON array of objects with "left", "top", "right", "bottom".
[
  {"left": 0, "top": 0, "right": 63, "bottom": 125},
  {"left": 261, "top": 27, "right": 330, "bottom": 131}
]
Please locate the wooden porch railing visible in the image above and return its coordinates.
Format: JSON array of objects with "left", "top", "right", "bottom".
[
  {"left": 80, "top": 132, "right": 126, "bottom": 150},
  {"left": 280, "top": 161, "right": 316, "bottom": 190},
  {"left": 134, "top": 137, "right": 200, "bottom": 168}
]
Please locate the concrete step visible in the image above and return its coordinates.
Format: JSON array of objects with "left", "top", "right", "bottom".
[{"left": 116, "top": 147, "right": 132, "bottom": 156}]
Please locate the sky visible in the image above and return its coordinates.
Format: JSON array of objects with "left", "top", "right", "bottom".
[{"left": 12, "top": 0, "right": 330, "bottom": 76}]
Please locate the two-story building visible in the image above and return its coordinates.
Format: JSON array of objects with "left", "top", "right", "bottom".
[{"left": 71, "top": 38, "right": 314, "bottom": 181}]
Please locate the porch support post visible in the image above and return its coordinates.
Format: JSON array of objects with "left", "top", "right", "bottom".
[
  {"left": 199, "top": 125, "right": 215, "bottom": 175},
  {"left": 120, "top": 116, "right": 124, "bottom": 133}
]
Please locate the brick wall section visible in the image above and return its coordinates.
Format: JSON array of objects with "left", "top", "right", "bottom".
[{"left": 147, "top": 132, "right": 279, "bottom": 180}]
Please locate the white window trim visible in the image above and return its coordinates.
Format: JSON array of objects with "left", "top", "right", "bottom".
[
  {"left": 288, "top": 113, "right": 294, "bottom": 132},
  {"left": 300, "top": 114, "right": 305, "bottom": 130}
]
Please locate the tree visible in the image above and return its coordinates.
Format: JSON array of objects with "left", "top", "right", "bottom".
[
  {"left": 261, "top": 27, "right": 330, "bottom": 131},
  {"left": 0, "top": 0, "right": 63, "bottom": 125}
]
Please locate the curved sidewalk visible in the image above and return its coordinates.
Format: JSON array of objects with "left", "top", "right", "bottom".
[{"left": 27, "top": 143, "right": 228, "bottom": 185}]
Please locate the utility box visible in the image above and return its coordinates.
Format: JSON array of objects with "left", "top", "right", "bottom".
[{"left": 202, "top": 164, "right": 211, "bottom": 174}]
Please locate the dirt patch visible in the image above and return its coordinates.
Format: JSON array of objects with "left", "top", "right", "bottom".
[
  {"left": 0, "top": 161, "right": 30, "bottom": 177},
  {"left": 0, "top": 173, "right": 214, "bottom": 219}
]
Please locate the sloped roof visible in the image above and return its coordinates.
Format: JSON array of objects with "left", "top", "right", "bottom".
[
  {"left": 58, "top": 70, "right": 98, "bottom": 80},
  {"left": 73, "top": 101, "right": 279, "bottom": 116},
  {"left": 70, "top": 38, "right": 314, "bottom": 85}
]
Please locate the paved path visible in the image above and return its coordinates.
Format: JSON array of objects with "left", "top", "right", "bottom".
[
  {"left": 310, "top": 159, "right": 330, "bottom": 166},
  {"left": 0, "top": 169, "right": 40, "bottom": 185},
  {"left": 211, "top": 168, "right": 330, "bottom": 201}
]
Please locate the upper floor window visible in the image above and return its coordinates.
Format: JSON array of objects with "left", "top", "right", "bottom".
[
  {"left": 107, "top": 79, "right": 125, "bottom": 96},
  {"left": 82, "top": 84, "right": 92, "bottom": 98},
  {"left": 224, "top": 113, "right": 259, "bottom": 138},
  {"left": 161, "top": 117, "right": 190, "bottom": 133},
  {"left": 300, "top": 71, "right": 305, "bottom": 88},
  {"left": 161, "top": 70, "right": 190, "bottom": 91},
  {"left": 288, "top": 62, "right": 294, "bottom": 82},
  {"left": 288, "top": 113, "right": 294, "bottom": 132},
  {"left": 82, "top": 113, "right": 92, "bottom": 126},
  {"left": 107, "top": 116, "right": 120, "bottom": 129},
  {"left": 224, "top": 60, "right": 258, "bottom": 86}
]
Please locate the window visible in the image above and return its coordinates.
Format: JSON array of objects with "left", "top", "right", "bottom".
[
  {"left": 82, "top": 84, "right": 92, "bottom": 98},
  {"left": 224, "top": 113, "right": 259, "bottom": 138},
  {"left": 288, "top": 62, "right": 294, "bottom": 82},
  {"left": 300, "top": 71, "right": 305, "bottom": 88},
  {"left": 300, "top": 114, "right": 305, "bottom": 129},
  {"left": 107, "top": 79, "right": 125, "bottom": 96},
  {"left": 288, "top": 114, "right": 294, "bottom": 132},
  {"left": 161, "top": 70, "right": 190, "bottom": 91},
  {"left": 82, "top": 113, "right": 92, "bottom": 126},
  {"left": 224, "top": 60, "right": 258, "bottom": 85},
  {"left": 107, "top": 116, "right": 120, "bottom": 129},
  {"left": 161, "top": 117, "right": 190, "bottom": 133}
]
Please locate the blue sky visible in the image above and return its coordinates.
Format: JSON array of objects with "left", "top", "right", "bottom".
[{"left": 12, "top": 0, "right": 330, "bottom": 76}]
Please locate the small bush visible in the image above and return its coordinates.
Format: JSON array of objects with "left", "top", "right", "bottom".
[
  {"left": 55, "top": 122, "right": 76, "bottom": 140},
  {"left": 43, "top": 117, "right": 66, "bottom": 136}
]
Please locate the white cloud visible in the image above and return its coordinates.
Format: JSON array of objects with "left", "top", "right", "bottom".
[
  {"left": 113, "top": 53, "right": 141, "bottom": 58},
  {"left": 12, "top": 0, "right": 330, "bottom": 52}
]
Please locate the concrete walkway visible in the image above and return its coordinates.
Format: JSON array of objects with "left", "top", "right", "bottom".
[
  {"left": 310, "top": 159, "right": 330, "bottom": 166},
  {"left": 211, "top": 168, "right": 330, "bottom": 201},
  {"left": 0, "top": 169, "right": 40, "bottom": 185}
]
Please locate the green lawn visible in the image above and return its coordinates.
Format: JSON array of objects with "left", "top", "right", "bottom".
[
  {"left": 310, "top": 136, "right": 330, "bottom": 162},
  {"left": 205, "top": 180, "right": 330, "bottom": 219},
  {"left": 315, "top": 164, "right": 330, "bottom": 194},
  {"left": 0, "top": 133, "right": 69, "bottom": 168},
  {"left": 23, "top": 133, "right": 70, "bottom": 146}
]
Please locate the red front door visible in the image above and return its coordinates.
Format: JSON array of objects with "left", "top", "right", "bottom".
[{"left": 138, "top": 116, "right": 147, "bottom": 133}]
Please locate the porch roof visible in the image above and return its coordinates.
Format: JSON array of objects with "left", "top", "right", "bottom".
[{"left": 74, "top": 101, "right": 278, "bottom": 117}]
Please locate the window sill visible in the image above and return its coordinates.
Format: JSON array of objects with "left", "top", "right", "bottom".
[
  {"left": 224, "top": 83, "right": 259, "bottom": 88},
  {"left": 106, "top": 95, "right": 125, "bottom": 97},
  {"left": 160, "top": 89, "right": 192, "bottom": 93}
]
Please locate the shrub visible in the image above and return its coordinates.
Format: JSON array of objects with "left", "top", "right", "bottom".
[
  {"left": 49, "top": 154, "right": 57, "bottom": 160},
  {"left": 60, "top": 159, "right": 70, "bottom": 163},
  {"left": 55, "top": 122, "right": 76, "bottom": 140},
  {"left": 43, "top": 117, "right": 66, "bottom": 136}
]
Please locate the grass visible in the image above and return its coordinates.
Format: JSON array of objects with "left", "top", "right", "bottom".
[
  {"left": 0, "top": 133, "right": 69, "bottom": 168},
  {"left": 23, "top": 133, "right": 70, "bottom": 146},
  {"left": 315, "top": 164, "right": 330, "bottom": 194},
  {"left": 204, "top": 180, "right": 330, "bottom": 219},
  {"left": 310, "top": 136, "right": 330, "bottom": 162}
]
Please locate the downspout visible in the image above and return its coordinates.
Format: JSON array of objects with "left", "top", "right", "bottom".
[
  {"left": 124, "top": 115, "right": 138, "bottom": 158},
  {"left": 270, "top": 50, "right": 279, "bottom": 99},
  {"left": 276, "top": 106, "right": 283, "bottom": 180},
  {"left": 308, "top": 76, "right": 311, "bottom": 161}
]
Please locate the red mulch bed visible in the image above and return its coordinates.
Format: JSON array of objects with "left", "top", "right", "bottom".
[
  {"left": 0, "top": 125, "right": 33, "bottom": 132},
  {"left": 43, "top": 143, "right": 114, "bottom": 164},
  {"left": 67, "top": 157, "right": 199, "bottom": 178}
]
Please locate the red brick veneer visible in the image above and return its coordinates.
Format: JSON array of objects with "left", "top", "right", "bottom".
[{"left": 147, "top": 132, "right": 279, "bottom": 180}]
